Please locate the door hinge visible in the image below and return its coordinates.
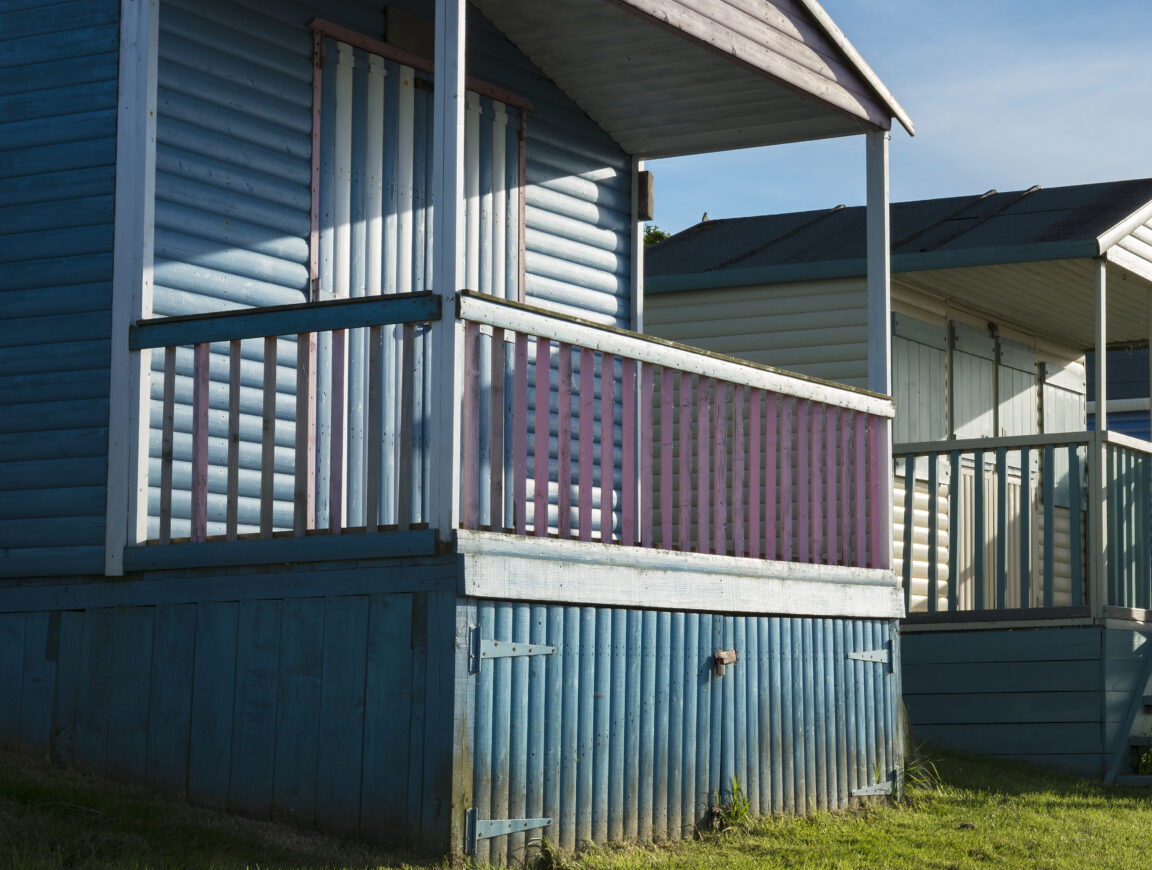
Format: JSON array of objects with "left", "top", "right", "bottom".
[
  {"left": 851, "top": 774, "right": 895, "bottom": 797},
  {"left": 847, "top": 639, "right": 893, "bottom": 672},
  {"left": 468, "top": 626, "right": 555, "bottom": 673},
  {"left": 466, "top": 808, "right": 551, "bottom": 853}
]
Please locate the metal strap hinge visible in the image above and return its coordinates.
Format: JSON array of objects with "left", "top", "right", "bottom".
[
  {"left": 847, "top": 639, "right": 893, "bottom": 672},
  {"left": 468, "top": 627, "right": 555, "bottom": 673},
  {"left": 851, "top": 776, "right": 895, "bottom": 797},
  {"left": 466, "top": 808, "right": 551, "bottom": 853}
]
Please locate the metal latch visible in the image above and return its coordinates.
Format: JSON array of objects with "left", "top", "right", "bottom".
[
  {"left": 713, "top": 648, "right": 739, "bottom": 677},
  {"left": 468, "top": 627, "right": 555, "bottom": 673},
  {"left": 847, "top": 639, "right": 893, "bottom": 672},
  {"left": 466, "top": 808, "right": 551, "bottom": 853}
]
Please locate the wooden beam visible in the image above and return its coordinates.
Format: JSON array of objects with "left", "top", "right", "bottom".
[{"left": 1095, "top": 258, "right": 1108, "bottom": 431}]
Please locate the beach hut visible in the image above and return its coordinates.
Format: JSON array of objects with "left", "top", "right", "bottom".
[{"left": 0, "top": 0, "right": 913, "bottom": 860}]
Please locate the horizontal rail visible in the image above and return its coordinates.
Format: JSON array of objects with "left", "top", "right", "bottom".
[
  {"left": 894, "top": 430, "right": 1092, "bottom": 457},
  {"left": 129, "top": 293, "right": 440, "bottom": 349},
  {"left": 457, "top": 292, "right": 894, "bottom": 417},
  {"left": 1103, "top": 429, "right": 1152, "bottom": 456}
]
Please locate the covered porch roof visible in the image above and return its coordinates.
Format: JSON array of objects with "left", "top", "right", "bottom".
[
  {"left": 472, "top": 0, "right": 913, "bottom": 158},
  {"left": 646, "top": 178, "right": 1152, "bottom": 348}
]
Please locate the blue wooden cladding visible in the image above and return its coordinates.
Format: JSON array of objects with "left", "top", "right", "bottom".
[{"left": 469, "top": 604, "right": 900, "bottom": 866}]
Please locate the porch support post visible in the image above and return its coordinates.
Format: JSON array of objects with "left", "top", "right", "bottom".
[
  {"left": 1090, "top": 259, "right": 1109, "bottom": 614},
  {"left": 866, "top": 130, "right": 894, "bottom": 574},
  {"left": 1095, "top": 258, "right": 1108, "bottom": 431},
  {"left": 431, "top": 0, "right": 471, "bottom": 859},
  {"left": 1147, "top": 292, "right": 1152, "bottom": 439},
  {"left": 105, "top": 0, "right": 159, "bottom": 574}
]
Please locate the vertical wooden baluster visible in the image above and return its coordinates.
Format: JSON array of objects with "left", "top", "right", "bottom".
[
  {"left": 1043, "top": 443, "right": 1056, "bottom": 607},
  {"left": 491, "top": 327, "right": 506, "bottom": 531},
  {"left": 678, "top": 372, "right": 692, "bottom": 551},
  {"left": 713, "top": 380, "right": 726, "bottom": 555},
  {"left": 948, "top": 450, "right": 960, "bottom": 611},
  {"left": 1068, "top": 443, "right": 1083, "bottom": 605},
  {"left": 462, "top": 321, "right": 480, "bottom": 530},
  {"left": 1019, "top": 445, "right": 1031, "bottom": 607},
  {"left": 809, "top": 402, "right": 821, "bottom": 563},
  {"left": 329, "top": 329, "right": 346, "bottom": 533},
  {"left": 995, "top": 446, "right": 1007, "bottom": 609},
  {"left": 365, "top": 325, "right": 383, "bottom": 531},
  {"left": 927, "top": 451, "right": 938, "bottom": 613},
  {"left": 853, "top": 411, "right": 866, "bottom": 568},
  {"left": 779, "top": 395, "right": 793, "bottom": 562},
  {"left": 867, "top": 414, "right": 888, "bottom": 571},
  {"left": 620, "top": 357, "right": 636, "bottom": 545},
  {"left": 159, "top": 345, "right": 176, "bottom": 544},
  {"left": 599, "top": 352, "right": 614, "bottom": 543},
  {"left": 839, "top": 409, "right": 850, "bottom": 565},
  {"left": 973, "top": 447, "right": 985, "bottom": 608},
  {"left": 796, "top": 399, "right": 809, "bottom": 563},
  {"left": 294, "top": 333, "right": 315, "bottom": 536},
  {"left": 557, "top": 343, "right": 573, "bottom": 538},
  {"left": 190, "top": 342, "right": 210, "bottom": 543},
  {"left": 696, "top": 377, "right": 711, "bottom": 555},
  {"left": 825, "top": 406, "right": 837, "bottom": 566},
  {"left": 534, "top": 337, "right": 550, "bottom": 536},
  {"left": 226, "top": 340, "right": 241, "bottom": 540},
  {"left": 397, "top": 323, "right": 415, "bottom": 531},
  {"left": 660, "top": 367, "right": 673, "bottom": 549},
  {"left": 260, "top": 336, "right": 277, "bottom": 539},
  {"left": 747, "top": 387, "right": 761, "bottom": 559},
  {"left": 764, "top": 392, "right": 778, "bottom": 560},
  {"left": 639, "top": 362, "right": 655, "bottom": 547},
  {"left": 579, "top": 346, "right": 594, "bottom": 541},
  {"left": 901, "top": 453, "right": 914, "bottom": 614},
  {"left": 514, "top": 332, "right": 529, "bottom": 535},
  {"left": 732, "top": 385, "right": 746, "bottom": 558}
]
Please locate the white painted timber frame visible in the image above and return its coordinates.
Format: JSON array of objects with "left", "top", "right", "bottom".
[
  {"left": 1095, "top": 258, "right": 1107, "bottom": 431},
  {"left": 431, "top": 0, "right": 466, "bottom": 537},
  {"left": 457, "top": 293, "right": 894, "bottom": 417},
  {"left": 105, "top": 0, "right": 158, "bottom": 575},
  {"left": 630, "top": 155, "right": 644, "bottom": 332},
  {"left": 456, "top": 530, "right": 904, "bottom": 618}
]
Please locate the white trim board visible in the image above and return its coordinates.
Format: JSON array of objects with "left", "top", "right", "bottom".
[{"left": 455, "top": 530, "right": 903, "bottom": 619}]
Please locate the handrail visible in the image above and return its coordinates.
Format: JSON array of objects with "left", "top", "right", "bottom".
[
  {"left": 457, "top": 291, "right": 894, "bottom": 418},
  {"left": 129, "top": 293, "right": 440, "bottom": 349},
  {"left": 1102, "top": 429, "right": 1152, "bottom": 456},
  {"left": 894, "top": 430, "right": 1093, "bottom": 456}
]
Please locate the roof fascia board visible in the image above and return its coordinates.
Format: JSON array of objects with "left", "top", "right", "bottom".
[
  {"left": 647, "top": 239, "right": 1100, "bottom": 294},
  {"left": 1096, "top": 199, "right": 1152, "bottom": 254},
  {"left": 793, "top": 0, "right": 914, "bottom": 135}
]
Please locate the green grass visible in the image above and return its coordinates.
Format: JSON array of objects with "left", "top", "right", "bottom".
[{"left": 5, "top": 744, "right": 1152, "bottom": 869}]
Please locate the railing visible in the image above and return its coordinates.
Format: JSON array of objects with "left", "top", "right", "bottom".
[
  {"left": 457, "top": 294, "right": 894, "bottom": 566},
  {"left": 894, "top": 430, "right": 1152, "bottom": 617}
]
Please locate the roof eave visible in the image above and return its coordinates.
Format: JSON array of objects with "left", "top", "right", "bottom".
[{"left": 1096, "top": 199, "right": 1152, "bottom": 254}]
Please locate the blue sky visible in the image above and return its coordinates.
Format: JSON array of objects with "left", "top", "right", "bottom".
[{"left": 647, "top": 0, "right": 1152, "bottom": 235}]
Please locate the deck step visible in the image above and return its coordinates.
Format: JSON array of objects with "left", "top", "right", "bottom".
[
  {"left": 1117, "top": 775, "right": 1152, "bottom": 787},
  {"left": 1129, "top": 734, "right": 1152, "bottom": 747}
]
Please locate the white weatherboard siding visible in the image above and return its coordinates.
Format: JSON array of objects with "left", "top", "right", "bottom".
[{"left": 644, "top": 279, "right": 870, "bottom": 388}]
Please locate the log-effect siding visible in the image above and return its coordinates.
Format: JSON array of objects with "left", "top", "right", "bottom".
[
  {"left": 0, "top": 0, "right": 120, "bottom": 577},
  {"left": 644, "top": 279, "right": 869, "bottom": 388},
  {"left": 0, "top": 563, "right": 459, "bottom": 851},
  {"left": 471, "top": 602, "right": 900, "bottom": 865}
]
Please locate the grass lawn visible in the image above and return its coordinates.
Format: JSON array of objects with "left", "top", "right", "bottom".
[{"left": 3, "top": 743, "right": 1152, "bottom": 869}]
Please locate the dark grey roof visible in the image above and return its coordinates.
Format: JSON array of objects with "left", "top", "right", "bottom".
[{"left": 647, "top": 178, "right": 1152, "bottom": 289}]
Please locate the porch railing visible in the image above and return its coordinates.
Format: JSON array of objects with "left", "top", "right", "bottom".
[
  {"left": 894, "top": 430, "right": 1152, "bottom": 617},
  {"left": 128, "top": 292, "right": 895, "bottom": 570}
]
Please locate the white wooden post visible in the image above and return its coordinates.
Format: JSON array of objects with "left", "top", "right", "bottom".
[
  {"left": 431, "top": 0, "right": 466, "bottom": 538},
  {"left": 1095, "top": 258, "right": 1108, "bottom": 432},
  {"left": 1147, "top": 291, "right": 1151, "bottom": 440},
  {"left": 105, "top": 0, "right": 158, "bottom": 575},
  {"left": 866, "top": 130, "right": 894, "bottom": 576},
  {"left": 630, "top": 155, "right": 644, "bottom": 333}
]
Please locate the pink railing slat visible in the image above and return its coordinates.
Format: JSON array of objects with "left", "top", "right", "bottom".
[
  {"left": 159, "top": 346, "right": 176, "bottom": 545},
  {"left": 578, "top": 346, "right": 594, "bottom": 541},
  {"left": 660, "top": 367, "right": 673, "bottom": 548},
  {"left": 365, "top": 325, "right": 383, "bottom": 531},
  {"left": 260, "top": 336, "right": 277, "bottom": 539},
  {"left": 678, "top": 372, "right": 692, "bottom": 552},
  {"left": 513, "top": 331, "right": 528, "bottom": 535},
  {"left": 640, "top": 362, "right": 655, "bottom": 547},
  {"left": 779, "top": 395, "right": 792, "bottom": 562},
  {"left": 825, "top": 406, "right": 838, "bottom": 565},
  {"left": 867, "top": 413, "right": 888, "bottom": 569},
  {"left": 397, "top": 323, "right": 415, "bottom": 531},
  {"left": 747, "top": 388, "right": 762, "bottom": 559},
  {"left": 599, "top": 353, "right": 614, "bottom": 543},
  {"left": 557, "top": 342, "right": 573, "bottom": 538},
  {"left": 796, "top": 399, "right": 809, "bottom": 563},
  {"left": 839, "top": 409, "right": 851, "bottom": 565},
  {"left": 809, "top": 402, "right": 821, "bottom": 563},
  {"left": 713, "top": 379, "right": 727, "bottom": 555},
  {"left": 490, "top": 327, "right": 506, "bottom": 531},
  {"left": 696, "top": 377, "right": 710, "bottom": 554},
  {"left": 533, "top": 336, "right": 550, "bottom": 536},
  {"left": 190, "top": 342, "right": 210, "bottom": 543},
  {"left": 461, "top": 321, "right": 480, "bottom": 530},
  {"left": 732, "top": 385, "right": 746, "bottom": 558},
  {"left": 854, "top": 411, "right": 867, "bottom": 567},
  {"left": 328, "top": 329, "right": 346, "bottom": 534},
  {"left": 621, "top": 357, "right": 636, "bottom": 545},
  {"left": 226, "top": 340, "right": 241, "bottom": 540}
]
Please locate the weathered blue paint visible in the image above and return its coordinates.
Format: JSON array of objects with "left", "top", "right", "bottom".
[
  {"left": 0, "top": 0, "right": 119, "bottom": 578},
  {"left": 470, "top": 603, "right": 901, "bottom": 865}
]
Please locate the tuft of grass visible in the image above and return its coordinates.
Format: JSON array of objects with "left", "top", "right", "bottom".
[{"left": 708, "top": 776, "right": 751, "bottom": 833}]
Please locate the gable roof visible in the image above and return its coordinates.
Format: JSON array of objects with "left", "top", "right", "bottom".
[
  {"left": 473, "top": 0, "right": 912, "bottom": 158},
  {"left": 647, "top": 178, "right": 1152, "bottom": 288}
]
